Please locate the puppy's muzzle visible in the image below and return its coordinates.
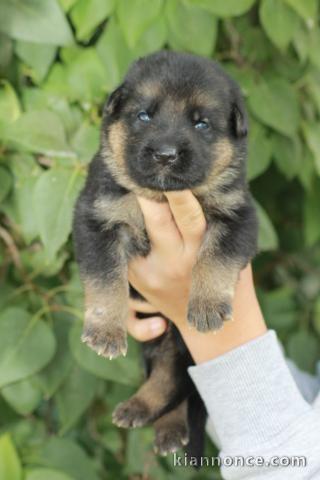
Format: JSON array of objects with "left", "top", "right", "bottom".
[{"left": 152, "top": 145, "right": 178, "bottom": 166}]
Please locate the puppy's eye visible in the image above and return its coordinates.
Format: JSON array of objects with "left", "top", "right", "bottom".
[
  {"left": 194, "top": 120, "right": 209, "bottom": 130},
  {"left": 137, "top": 111, "right": 151, "bottom": 122}
]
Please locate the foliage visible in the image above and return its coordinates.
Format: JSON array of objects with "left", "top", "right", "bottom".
[{"left": 0, "top": 0, "right": 320, "bottom": 478}]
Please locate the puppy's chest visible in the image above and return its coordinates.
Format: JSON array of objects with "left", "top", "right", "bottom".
[{"left": 93, "top": 193, "right": 150, "bottom": 256}]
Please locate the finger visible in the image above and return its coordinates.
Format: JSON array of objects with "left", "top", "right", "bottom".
[
  {"left": 129, "top": 298, "right": 158, "bottom": 314},
  {"left": 127, "top": 310, "right": 167, "bottom": 342},
  {"left": 164, "top": 191, "right": 206, "bottom": 249},
  {"left": 137, "top": 196, "right": 182, "bottom": 253}
]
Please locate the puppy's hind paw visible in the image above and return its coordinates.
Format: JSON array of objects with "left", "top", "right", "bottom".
[
  {"left": 154, "top": 423, "right": 189, "bottom": 456},
  {"left": 112, "top": 397, "right": 152, "bottom": 428}
]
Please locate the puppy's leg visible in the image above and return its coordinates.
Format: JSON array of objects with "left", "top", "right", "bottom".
[
  {"left": 112, "top": 326, "right": 194, "bottom": 427},
  {"left": 73, "top": 212, "right": 129, "bottom": 358},
  {"left": 82, "top": 269, "right": 128, "bottom": 358},
  {"left": 153, "top": 400, "right": 189, "bottom": 456},
  {"left": 188, "top": 254, "right": 240, "bottom": 332}
]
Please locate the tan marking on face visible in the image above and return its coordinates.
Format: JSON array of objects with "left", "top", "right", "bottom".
[
  {"left": 137, "top": 81, "right": 162, "bottom": 98},
  {"left": 211, "top": 137, "right": 234, "bottom": 176},
  {"left": 191, "top": 90, "right": 217, "bottom": 109},
  {"left": 193, "top": 138, "right": 234, "bottom": 199},
  {"left": 108, "top": 121, "right": 127, "bottom": 168},
  {"left": 193, "top": 138, "right": 245, "bottom": 214},
  {"left": 102, "top": 122, "right": 167, "bottom": 201}
]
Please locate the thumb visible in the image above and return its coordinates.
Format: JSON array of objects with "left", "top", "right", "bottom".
[{"left": 164, "top": 191, "right": 206, "bottom": 251}]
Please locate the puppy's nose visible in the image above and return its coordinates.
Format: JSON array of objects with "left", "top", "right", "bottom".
[{"left": 152, "top": 146, "right": 178, "bottom": 165}]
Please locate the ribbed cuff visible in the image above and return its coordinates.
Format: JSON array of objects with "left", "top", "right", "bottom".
[{"left": 188, "top": 330, "right": 311, "bottom": 452}]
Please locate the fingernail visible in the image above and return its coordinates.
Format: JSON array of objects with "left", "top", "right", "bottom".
[{"left": 150, "top": 317, "right": 166, "bottom": 334}]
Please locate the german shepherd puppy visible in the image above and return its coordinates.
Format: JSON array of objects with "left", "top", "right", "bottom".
[{"left": 73, "top": 51, "right": 258, "bottom": 457}]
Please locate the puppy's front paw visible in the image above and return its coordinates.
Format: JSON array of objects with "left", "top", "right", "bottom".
[
  {"left": 112, "top": 397, "right": 151, "bottom": 428},
  {"left": 187, "top": 296, "right": 232, "bottom": 332},
  {"left": 82, "top": 308, "right": 127, "bottom": 358},
  {"left": 154, "top": 421, "right": 189, "bottom": 456}
]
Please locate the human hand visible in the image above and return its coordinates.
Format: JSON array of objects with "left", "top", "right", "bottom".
[
  {"left": 127, "top": 190, "right": 267, "bottom": 363},
  {"left": 128, "top": 190, "right": 206, "bottom": 333}
]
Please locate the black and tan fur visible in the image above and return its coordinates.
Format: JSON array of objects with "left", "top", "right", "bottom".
[{"left": 73, "top": 51, "right": 258, "bottom": 457}]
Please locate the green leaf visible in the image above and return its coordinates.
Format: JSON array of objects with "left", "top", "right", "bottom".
[
  {"left": 308, "top": 28, "right": 320, "bottom": 69},
  {"left": 132, "top": 16, "right": 167, "bottom": 57},
  {"left": 5, "top": 110, "right": 74, "bottom": 158},
  {"left": 0, "top": 433, "right": 22, "bottom": 480},
  {"left": 247, "top": 121, "right": 272, "bottom": 180},
  {"left": 185, "top": 0, "right": 255, "bottom": 17},
  {"left": 25, "top": 437, "right": 99, "bottom": 480},
  {"left": 15, "top": 41, "right": 57, "bottom": 82},
  {"left": 70, "top": 0, "right": 115, "bottom": 41},
  {"left": 258, "top": 288, "right": 297, "bottom": 329},
  {"left": 69, "top": 323, "right": 142, "bottom": 386},
  {"left": 0, "top": 308, "right": 56, "bottom": 388},
  {"left": 116, "top": 0, "right": 163, "bottom": 48},
  {"left": 71, "top": 122, "right": 99, "bottom": 163},
  {"left": 307, "top": 73, "right": 320, "bottom": 115},
  {"left": 100, "top": 429, "right": 122, "bottom": 454},
  {"left": 166, "top": 0, "right": 217, "bottom": 56},
  {"left": 287, "top": 329, "right": 319, "bottom": 372},
  {"left": 304, "top": 178, "right": 320, "bottom": 246},
  {"left": 297, "top": 147, "right": 315, "bottom": 191},
  {"left": 0, "top": 33, "right": 13, "bottom": 69},
  {"left": 255, "top": 201, "right": 279, "bottom": 251},
  {"left": 33, "top": 167, "right": 84, "bottom": 260},
  {"left": 26, "top": 470, "right": 72, "bottom": 480},
  {"left": 96, "top": 18, "right": 134, "bottom": 91},
  {"left": 21, "top": 89, "right": 82, "bottom": 137},
  {"left": 313, "top": 298, "right": 320, "bottom": 336},
  {"left": 1, "top": 155, "right": 41, "bottom": 244},
  {"left": 259, "top": 0, "right": 299, "bottom": 50},
  {"left": 0, "top": 81, "right": 21, "bottom": 125},
  {"left": 56, "top": 364, "right": 98, "bottom": 434},
  {"left": 302, "top": 122, "right": 320, "bottom": 175},
  {"left": 0, "top": 166, "right": 12, "bottom": 203},
  {"left": 125, "top": 428, "right": 155, "bottom": 475},
  {"left": 283, "top": 0, "right": 318, "bottom": 27},
  {"left": 1, "top": 377, "right": 42, "bottom": 415},
  {"left": 248, "top": 78, "right": 299, "bottom": 136},
  {"left": 45, "top": 47, "right": 108, "bottom": 103},
  {"left": 58, "top": 0, "right": 78, "bottom": 12},
  {"left": 272, "top": 134, "right": 301, "bottom": 179},
  {"left": 36, "top": 316, "right": 73, "bottom": 398},
  {"left": 20, "top": 247, "right": 69, "bottom": 278},
  {"left": 0, "top": 0, "right": 73, "bottom": 45}
]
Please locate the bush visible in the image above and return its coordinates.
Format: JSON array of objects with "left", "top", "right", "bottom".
[{"left": 0, "top": 0, "right": 320, "bottom": 478}]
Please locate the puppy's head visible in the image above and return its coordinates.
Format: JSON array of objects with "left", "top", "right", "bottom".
[{"left": 101, "top": 51, "right": 247, "bottom": 193}]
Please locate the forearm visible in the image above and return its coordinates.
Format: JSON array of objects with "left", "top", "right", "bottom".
[{"left": 188, "top": 330, "right": 320, "bottom": 479}]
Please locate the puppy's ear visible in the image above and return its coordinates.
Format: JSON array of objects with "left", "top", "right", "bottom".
[
  {"left": 104, "top": 83, "right": 128, "bottom": 117},
  {"left": 230, "top": 96, "right": 248, "bottom": 138}
]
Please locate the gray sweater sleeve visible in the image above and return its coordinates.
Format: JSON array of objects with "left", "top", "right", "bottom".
[{"left": 188, "top": 330, "right": 320, "bottom": 479}]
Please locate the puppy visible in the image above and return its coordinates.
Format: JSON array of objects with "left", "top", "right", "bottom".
[{"left": 73, "top": 51, "right": 258, "bottom": 456}]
